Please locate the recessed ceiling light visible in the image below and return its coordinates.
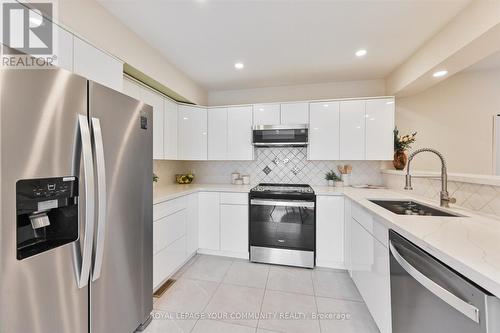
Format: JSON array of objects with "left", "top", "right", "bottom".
[
  {"left": 234, "top": 62, "right": 244, "bottom": 70},
  {"left": 355, "top": 49, "right": 367, "bottom": 57},
  {"left": 433, "top": 70, "right": 448, "bottom": 78}
]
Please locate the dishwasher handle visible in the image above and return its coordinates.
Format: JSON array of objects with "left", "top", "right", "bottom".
[{"left": 389, "top": 241, "right": 480, "bottom": 323}]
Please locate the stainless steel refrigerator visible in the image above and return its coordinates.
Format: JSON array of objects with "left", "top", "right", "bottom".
[{"left": 0, "top": 68, "right": 153, "bottom": 333}]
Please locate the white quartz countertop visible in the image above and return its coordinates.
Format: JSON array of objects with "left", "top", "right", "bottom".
[
  {"left": 153, "top": 183, "right": 500, "bottom": 298},
  {"left": 342, "top": 187, "right": 500, "bottom": 299},
  {"left": 153, "top": 183, "right": 252, "bottom": 204}
]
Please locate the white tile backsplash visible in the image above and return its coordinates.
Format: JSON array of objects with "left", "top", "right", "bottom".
[
  {"left": 383, "top": 172, "right": 500, "bottom": 218},
  {"left": 184, "top": 147, "right": 384, "bottom": 185}
]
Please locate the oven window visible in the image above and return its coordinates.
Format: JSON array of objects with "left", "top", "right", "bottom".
[{"left": 249, "top": 202, "right": 315, "bottom": 251}]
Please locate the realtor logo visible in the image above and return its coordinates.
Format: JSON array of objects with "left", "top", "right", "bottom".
[{"left": 2, "top": 2, "right": 53, "bottom": 55}]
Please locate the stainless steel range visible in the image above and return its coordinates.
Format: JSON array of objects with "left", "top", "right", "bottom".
[{"left": 249, "top": 183, "right": 316, "bottom": 268}]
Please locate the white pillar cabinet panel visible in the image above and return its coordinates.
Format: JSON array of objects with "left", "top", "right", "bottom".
[
  {"left": 365, "top": 98, "right": 395, "bottom": 160},
  {"left": 344, "top": 199, "right": 352, "bottom": 273},
  {"left": 53, "top": 24, "right": 73, "bottom": 72},
  {"left": 208, "top": 108, "right": 228, "bottom": 160},
  {"left": 228, "top": 106, "right": 254, "bottom": 160},
  {"left": 186, "top": 193, "right": 199, "bottom": 256},
  {"left": 316, "top": 196, "right": 345, "bottom": 268},
  {"left": 308, "top": 102, "right": 340, "bottom": 160},
  {"left": 141, "top": 88, "right": 165, "bottom": 160},
  {"left": 198, "top": 192, "right": 220, "bottom": 250},
  {"left": 339, "top": 100, "right": 366, "bottom": 160},
  {"left": 280, "top": 102, "right": 309, "bottom": 124},
  {"left": 253, "top": 104, "right": 281, "bottom": 126},
  {"left": 164, "top": 99, "right": 178, "bottom": 160},
  {"left": 73, "top": 37, "right": 123, "bottom": 91},
  {"left": 178, "top": 105, "right": 208, "bottom": 160},
  {"left": 220, "top": 204, "right": 249, "bottom": 254}
]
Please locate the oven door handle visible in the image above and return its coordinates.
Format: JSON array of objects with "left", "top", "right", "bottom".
[
  {"left": 389, "top": 241, "right": 480, "bottom": 323},
  {"left": 250, "top": 199, "right": 315, "bottom": 208}
]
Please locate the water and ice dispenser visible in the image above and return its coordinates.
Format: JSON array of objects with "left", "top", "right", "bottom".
[{"left": 16, "top": 177, "right": 79, "bottom": 260}]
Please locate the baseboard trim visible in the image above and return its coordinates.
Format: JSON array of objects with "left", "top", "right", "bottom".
[{"left": 197, "top": 248, "right": 249, "bottom": 260}]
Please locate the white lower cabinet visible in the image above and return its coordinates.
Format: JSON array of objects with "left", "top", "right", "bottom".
[
  {"left": 316, "top": 196, "right": 345, "bottom": 269},
  {"left": 220, "top": 204, "right": 248, "bottom": 254},
  {"left": 153, "top": 209, "right": 186, "bottom": 255},
  {"left": 198, "top": 192, "right": 249, "bottom": 258},
  {"left": 152, "top": 195, "right": 197, "bottom": 290},
  {"left": 198, "top": 192, "right": 221, "bottom": 250},
  {"left": 349, "top": 201, "right": 391, "bottom": 333},
  {"left": 153, "top": 236, "right": 186, "bottom": 289}
]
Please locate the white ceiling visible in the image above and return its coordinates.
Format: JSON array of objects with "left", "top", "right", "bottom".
[
  {"left": 98, "top": 0, "right": 470, "bottom": 91},
  {"left": 465, "top": 51, "right": 500, "bottom": 72}
]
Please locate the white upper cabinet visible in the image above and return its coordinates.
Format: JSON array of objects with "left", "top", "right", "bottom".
[
  {"left": 340, "top": 100, "right": 366, "bottom": 160},
  {"left": 308, "top": 101, "right": 340, "bottom": 160},
  {"left": 178, "top": 105, "right": 208, "bottom": 160},
  {"left": 73, "top": 37, "right": 123, "bottom": 91},
  {"left": 365, "top": 98, "right": 395, "bottom": 160},
  {"left": 280, "top": 102, "right": 309, "bottom": 124},
  {"left": 164, "top": 99, "right": 178, "bottom": 160},
  {"left": 141, "top": 88, "right": 165, "bottom": 160},
  {"left": 253, "top": 104, "right": 281, "bottom": 126},
  {"left": 53, "top": 24, "right": 73, "bottom": 72},
  {"left": 122, "top": 77, "right": 142, "bottom": 100},
  {"left": 208, "top": 107, "right": 228, "bottom": 160},
  {"left": 227, "top": 106, "right": 254, "bottom": 160},
  {"left": 208, "top": 106, "right": 253, "bottom": 161}
]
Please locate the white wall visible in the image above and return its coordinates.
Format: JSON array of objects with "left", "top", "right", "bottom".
[
  {"left": 395, "top": 68, "right": 500, "bottom": 175},
  {"left": 208, "top": 79, "right": 386, "bottom": 106},
  {"left": 56, "top": 0, "right": 207, "bottom": 105}
]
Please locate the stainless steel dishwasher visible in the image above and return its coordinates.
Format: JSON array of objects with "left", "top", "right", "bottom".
[{"left": 389, "top": 230, "right": 500, "bottom": 333}]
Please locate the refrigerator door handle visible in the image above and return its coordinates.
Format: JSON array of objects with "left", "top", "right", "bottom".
[
  {"left": 74, "top": 115, "right": 95, "bottom": 288},
  {"left": 91, "top": 117, "right": 107, "bottom": 282}
]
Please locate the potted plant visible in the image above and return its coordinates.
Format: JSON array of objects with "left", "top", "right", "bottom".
[
  {"left": 325, "top": 170, "right": 343, "bottom": 187},
  {"left": 153, "top": 173, "right": 159, "bottom": 189},
  {"left": 393, "top": 127, "right": 417, "bottom": 170}
]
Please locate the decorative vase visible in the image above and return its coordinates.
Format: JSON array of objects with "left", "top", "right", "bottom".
[
  {"left": 334, "top": 181, "right": 344, "bottom": 187},
  {"left": 393, "top": 150, "right": 408, "bottom": 170},
  {"left": 341, "top": 174, "right": 351, "bottom": 186},
  {"left": 328, "top": 180, "right": 334, "bottom": 186}
]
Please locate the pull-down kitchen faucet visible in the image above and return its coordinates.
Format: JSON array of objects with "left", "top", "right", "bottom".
[{"left": 405, "top": 148, "right": 456, "bottom": 208}]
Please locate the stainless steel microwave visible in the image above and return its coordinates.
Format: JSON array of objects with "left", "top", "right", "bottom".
[{"left": 252, "top": 124, "right": 308, "bottom": 147}]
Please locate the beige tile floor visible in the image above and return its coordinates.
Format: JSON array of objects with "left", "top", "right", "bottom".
[{"left": 145, "top": 254, "right": 380, "bottom": 333}]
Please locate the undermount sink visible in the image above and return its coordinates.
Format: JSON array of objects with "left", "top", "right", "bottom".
[{"left": 369, "top": 200, "right": 464, "bottom": 217}]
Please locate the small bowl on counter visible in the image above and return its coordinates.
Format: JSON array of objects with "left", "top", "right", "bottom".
[{"left": 175, "top": 174, "right": 195, "bottom": 184}]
